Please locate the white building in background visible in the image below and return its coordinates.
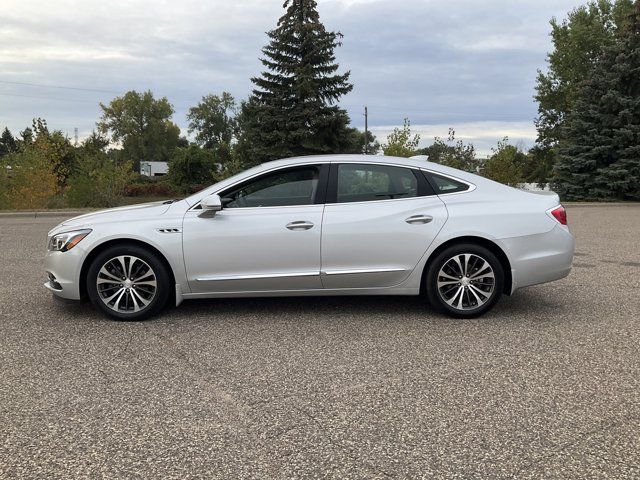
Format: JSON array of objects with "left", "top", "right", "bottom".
[
  {"left": 518, "top": 183, "right": 551, "bottom": 192},
  {"left": 140, "top": 161, "right": 168, "bottom": 177}
]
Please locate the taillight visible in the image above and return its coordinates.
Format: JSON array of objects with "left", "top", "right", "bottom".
[{"left": 550, "top": 205, "right": 567, "bottom": 225}]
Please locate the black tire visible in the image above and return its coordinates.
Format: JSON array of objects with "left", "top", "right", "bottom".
[
  {"left": 86, "top": 244, "right": 171, "bottom": 321},
  {"left": 425, "top": 243, "right": 504, "bottom": 318}
]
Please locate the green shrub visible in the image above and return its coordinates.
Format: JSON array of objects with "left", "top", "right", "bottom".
[
  {"left": 129, "top": 173, "right": 155, "bottom": 184},
  {"left": 167, "top": 145, "right": 217, "bottom": 194},
  {"left": 1, "top": 150, "right": 58, "bottom": 210},
  {"left": 66, "top": 154, "right": 133, "bottom": 208}
]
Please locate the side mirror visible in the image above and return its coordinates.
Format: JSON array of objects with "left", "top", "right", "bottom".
[{"left": 199, "top": 194, "right": 222, "bottom": 218}]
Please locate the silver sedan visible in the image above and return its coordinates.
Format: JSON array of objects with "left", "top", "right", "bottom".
[{"left": 44, "top": 155, "right": 574, "bottom": 320}]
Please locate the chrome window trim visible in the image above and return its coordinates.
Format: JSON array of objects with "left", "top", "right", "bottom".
[
  {"left": 326, "top": 196, "right": 433, "bottom": 207},
  {"left": 188, "top": 160, "right": 476, "bottom": 212}
]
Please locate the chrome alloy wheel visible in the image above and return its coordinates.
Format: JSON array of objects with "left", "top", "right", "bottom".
[
  {"left": 437, "top": 253, "right": 496, "bottom": 311},
  {"left": 96, "top": 255, "right": 157, "bottom": 313}
]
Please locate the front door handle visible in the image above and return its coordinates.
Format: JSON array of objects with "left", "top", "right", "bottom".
[
  {"left": 286, "top": 221, "right": 314, "bottom": 231},
  {"left": 405, "top": 215, "right": 433, "bottom": 225}
]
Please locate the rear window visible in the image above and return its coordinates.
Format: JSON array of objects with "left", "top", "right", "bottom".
[{"left": 426, "top": 173, "right": 470, "bottom": 194}]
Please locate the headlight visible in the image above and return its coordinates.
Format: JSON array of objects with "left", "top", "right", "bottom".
[{"left": 48, "top": 229, "right": 92, "bottom": 252}]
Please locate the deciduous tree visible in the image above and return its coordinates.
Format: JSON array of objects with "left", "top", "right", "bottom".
[
  {"left": 66, "top": 136, "right": 133, "bottom": 208},
  {"left": 482, "top": 138, "right": 526, "bottom": 186},
  {"left": 98, "top": 90, "right": 180, "bottom": 169},
  {"left": 29, "top": 118, "right": 76, "bottom": 187},
  {"left": 187, "top": 92, "right": 237, "bottom": 163},
  {"left": 382, "top": 119, "right": 420, "bottom": 157},
  {"left": 1, "top": 147, "right": 58, "bottom": 210},
  {"left": 416, "top": 128, "right": 479, "bottom": 172}
]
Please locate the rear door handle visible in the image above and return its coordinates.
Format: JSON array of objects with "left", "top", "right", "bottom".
[
  {"left": 286, "top": 221, "right": 315, "bottom": 231},
  {"left": 405, "top": 215, "right": 433, "bottom": 225}
]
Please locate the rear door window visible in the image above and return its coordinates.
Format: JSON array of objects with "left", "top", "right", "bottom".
[{"left": 335, "top": 164, "right": 430, "bottom": 203}]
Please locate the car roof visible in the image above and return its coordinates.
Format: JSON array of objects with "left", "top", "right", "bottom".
[
  {"left": 260, "top": 154, "right": 480, "bottom": 183},
  {"left": 262, "top": 154, "right": 427, "bottom": 168}
]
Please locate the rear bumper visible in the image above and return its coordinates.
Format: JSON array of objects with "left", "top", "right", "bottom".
[
  {"left": 502, "top": 225, "right": 575, "bottom": 292},
  {"left": 43, "top": 247, "right": 86, "bottom": 300}
]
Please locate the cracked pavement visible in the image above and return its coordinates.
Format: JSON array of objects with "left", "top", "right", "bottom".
[{"left": 1, "top": 204, "right": 639, "bottom": 479}]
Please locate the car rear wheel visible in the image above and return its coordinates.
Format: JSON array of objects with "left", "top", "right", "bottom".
[
  {"left": 425, "top": 243, "right": 504, "bottom": 318},
  {"left": 86, "top": 244, "right": 171, "bottom": 321}
]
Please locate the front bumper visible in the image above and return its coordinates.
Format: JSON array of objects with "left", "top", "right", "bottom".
[
  {"left": 502, "top": 224, "right": 575, "bottom": 292},
  {"left": 43, "top": 246, "right": 87, "bottom": 300}
]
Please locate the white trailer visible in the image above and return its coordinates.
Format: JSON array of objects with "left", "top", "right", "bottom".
[{"left": 140, "top": 161, "right": 169, "bottom": 177}]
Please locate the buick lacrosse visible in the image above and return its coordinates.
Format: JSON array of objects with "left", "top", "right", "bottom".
[{"left": 45, "top": 155, "right": 574, "bottom": 320}]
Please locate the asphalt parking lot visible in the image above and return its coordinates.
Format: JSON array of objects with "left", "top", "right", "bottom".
[{"left": 1, "top": 204, "right": 639, "bottom": 479}]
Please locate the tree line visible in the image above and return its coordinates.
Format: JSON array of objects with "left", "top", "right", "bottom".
[
  {"left": 1, "top": 0, "right": 638, "bottom": 209},
  {"left": 537, "top": 0, "right": 640, "bottom": 200},
  {"left": 381, "top": 0, "right": 640, "bottom": 200}
]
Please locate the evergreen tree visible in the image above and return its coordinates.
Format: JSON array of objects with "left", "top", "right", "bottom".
[
  {"left": 0, "top": 128, "right": 18, "bottom": 157},
  {"left": 237, "top": 0, "right": 354, "bottom": 165},
  {"left": 535, "top": 0, "right": 634, "bottom": 148},
  {"left": 556, "top": 2, "right": 640, "bottom": 200}
]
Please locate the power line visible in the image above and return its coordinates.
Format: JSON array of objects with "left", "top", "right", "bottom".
[
  {"left": 0, "top": 92, "right": 99, "bottom": 104},
  {"left": 0, "top": 79, "right": 122, "bottom": 94}
]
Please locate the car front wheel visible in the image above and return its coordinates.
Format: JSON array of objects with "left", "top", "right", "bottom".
[
  {"left": 86, "top": 244, "right": 171, "bottom": 321},
  {"left": 425, "top": 243, "right": 504, "bottom": 318}
]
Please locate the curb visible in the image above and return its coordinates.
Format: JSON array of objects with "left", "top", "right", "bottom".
[
  {"left": 0, "top": 211, "right": 91, "bottom": 219},
  {"left": 564, "top": 202, "right": 639, "bottom": 207}
]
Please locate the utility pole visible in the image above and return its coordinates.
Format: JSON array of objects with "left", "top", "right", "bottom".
[
  {"left": 74, "top": 127, "right": 78, "bottom": 146},
  {"left": 364, "top": 106, "right": 369, "bottom": 154}
]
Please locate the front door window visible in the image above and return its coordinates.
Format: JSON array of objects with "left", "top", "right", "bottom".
[{"left": 223, "top": 167, "right": 320, "bottom": 208}]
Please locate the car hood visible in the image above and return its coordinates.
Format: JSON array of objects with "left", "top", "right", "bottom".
[{"left": 55, "top": 201, "right": 173, "bottom": 230}]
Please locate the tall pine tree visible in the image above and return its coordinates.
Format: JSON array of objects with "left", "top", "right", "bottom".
[
  {"left": 556, "top": 1, "right": 640, "bottom": 200},
  {"left": 0, "top": 127, "right": 18, "bottom": 157},
  {"left": 237, "top": 0, "right": 354, "bottom": 165}
]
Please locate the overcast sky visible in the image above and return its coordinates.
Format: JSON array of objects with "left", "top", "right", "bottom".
[{"left": 0, "top": 0, "right": 585, "bottom": 155}]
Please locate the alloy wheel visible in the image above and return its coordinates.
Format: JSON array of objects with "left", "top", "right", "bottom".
[
  {"left": 436, "top": 253, "right": 495, "bottom": 311},
  {"left": 96, "top": 255, "right": 157, "bottom": 314}
]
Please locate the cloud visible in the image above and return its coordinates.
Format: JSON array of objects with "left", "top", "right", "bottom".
[{"left": 0, "top": 0, "right": 583, "bottom": 151}]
